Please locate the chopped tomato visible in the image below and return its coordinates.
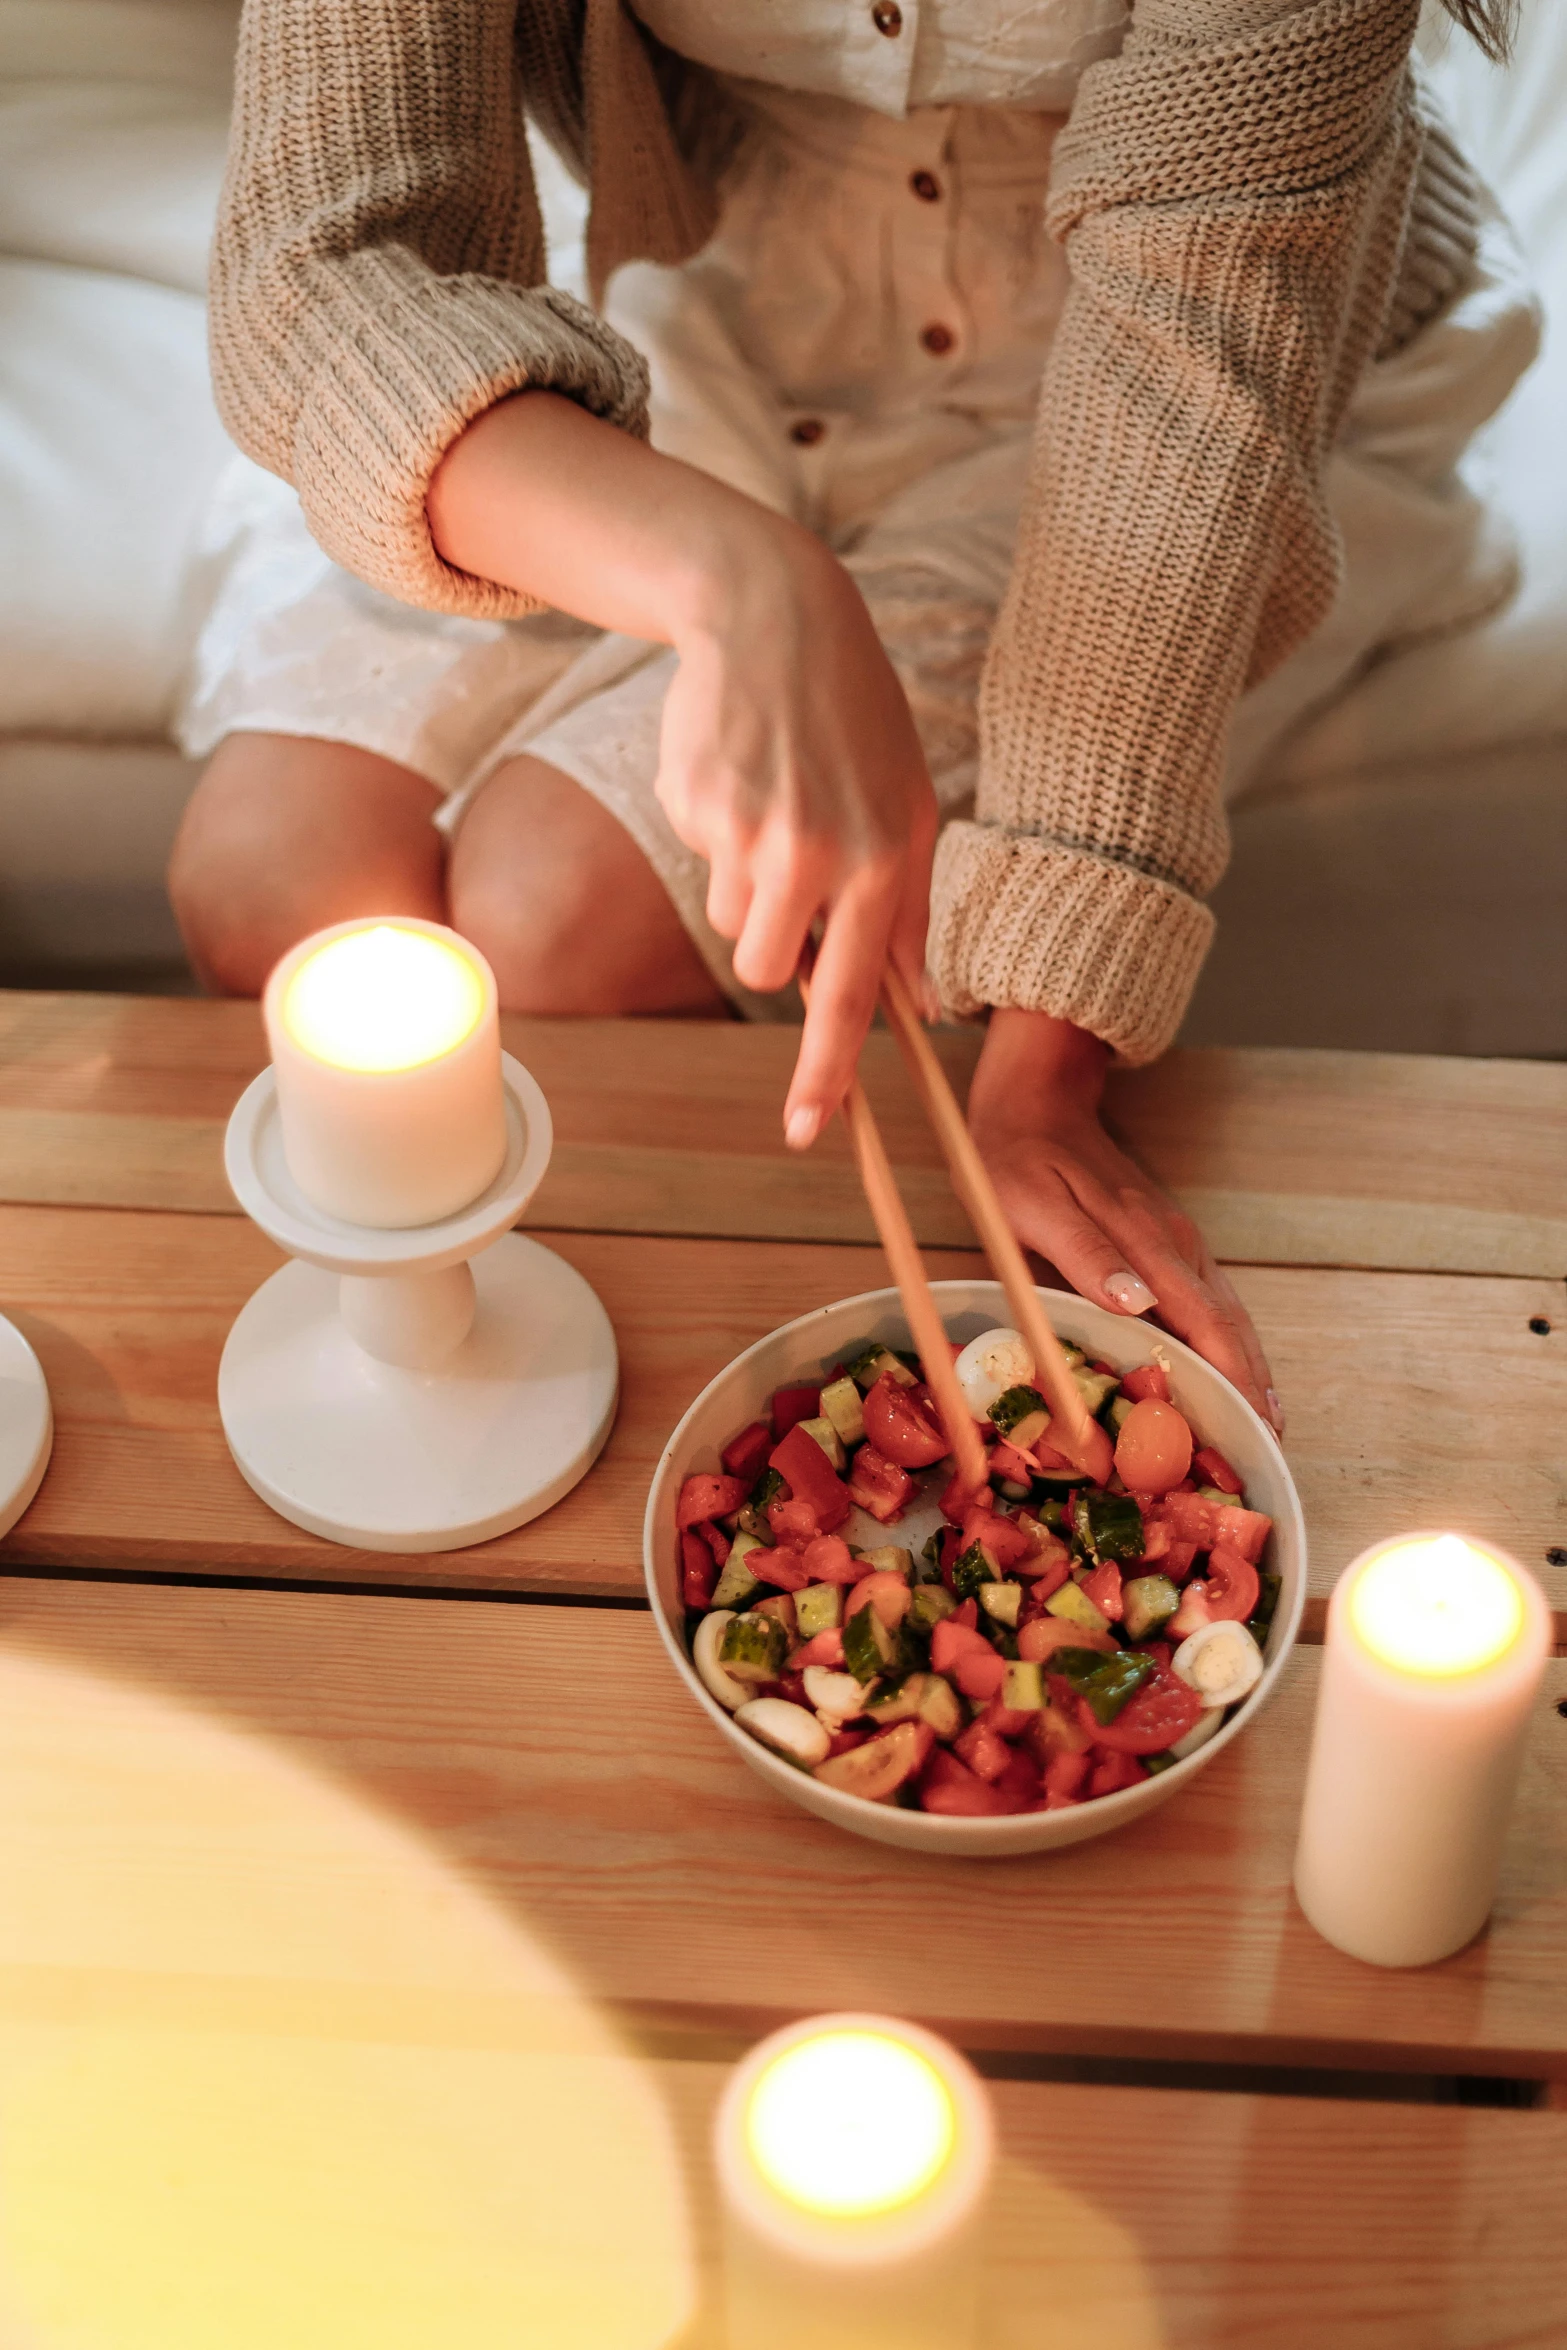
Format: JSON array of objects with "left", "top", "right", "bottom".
[
  {"left": 846, "top": 1441, "right": 914, "bottom": 1524},
  {"left": 960, "top": 1505, "right": 1034, "bottom": 1571},
  {"left": 676, "top": 1472, "right": 750, "bottom": 1530},
  {"left": 955, "top": 1720, "right": 1011, "bottom": 1782},
  {"left": 953, "top": 1645, "right": 1007, "bottom": 1703},
  {"left": 951, "top": 1597, "right": 979, "bottom": 1629},
  {"left": 1120, "top": 1364, "right": 1171, "bottom": 1404},
  {"left": 720, "top": 1420, "right": 774, "bottom": 1483},
  {"left": 920, "top": 1748, "right": 1006, "bottom": 1817},
  {"left": 845, "top": 1570, "right": 912, "bottom": 1629},
  {"left": 1156, "top": 1490, "right": 1229, "bottom": 1549},
  {"left": 991, "top": 1746, "right": 1043, "bottom": 1813},
  {"left": 1088, "top": 1663, "right": 1203, "bottom": 1754},
  {"left": 826, "top": 1724, "right": 873, "bottom": 1758},
  {"left": 1221, "top": 1507, "right": 1273, "bottom": 1565},
  {"left": 768, "top": 1424, "right": 851, "bottom": 1531},
  {"left": 930, "top": 1618, "right": 992, "bottom": 1676},
  {"left": 1113, "top": 1399, "right": 1194, "bottom": 1496},
  {"left": 1137, "top": 1518, "right": 1172, "bottom": 1562},
  {"left": 680, "top": 1530, "right": 717, "bottom": 1609},
  {"left": 1080, "top": 1559, "right": 1125, "bottom": 1623},
  {"left": 1194, "top": 1444, "right": 1244, "bottom": 1496},
  {"left": 1163, "top": 1537, "right": 1200, "bottom": 1584},
  {"left": 978, "top": 1696, "right": 1037, "bottom": 1741},
  {"left": 790, "top": 1627, "right": 846, "bottom": 1670},
  {"left": 770, "top": 1384, "right": 820, "bottom": 1438},
  {"left": 1017, "top": 1548, "right": 1072, "bottom": 1607},
  {"left": 937, "top": 1526, "right": 962, "bottom": 1587},
  {"left": 1167, "top": 1580, "right": 1214, "bottom": 1638},
  {"left": 1044, "top": 1747, "right": 1092, "bottom": 1802},
  {"left": 767, "top": 1494, "right": 820, "bottom": 1546},
  {"left": 775, "top": 1673, "right": 808, "bottom": 1707},
  {"left": 754, "top": 1546, "right": 811, "bottom": 1592},
  {"left": 988, "top": 1438, "right": 1037, "bottom": 1488},
  {"left": 1201, "top": 1543, "right": 1261, "bottom": 1623},
  {"left": 1018, "top": 1616, "right": 1118, "bottom": 1663},
  {"left": 1024, "top": 1692, "right": 1093, "bottom": 1764},
  {"left": 863, "top": 1373, "right": 949, "bottom": 1469},
  {"left": 698, "top": 1521, "right": 731, "bottom": 1568},
  {"left": 800, "top": 1533, "right": 859, "bottom": 1585},
  {"left": 1088, "top": 1749, "right": 1147, "bottom": 1798}
]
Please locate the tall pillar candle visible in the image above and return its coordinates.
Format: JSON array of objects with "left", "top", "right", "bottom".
[
  {"left": 1294, "top": 1532, "right": 1550, "bottom": 1968},
  {"left": 263, "top": 919, "right": 507, "bottom": 1228},
  {"left": 714, "top": 2014, "right": 993, "bottom": 2350}
]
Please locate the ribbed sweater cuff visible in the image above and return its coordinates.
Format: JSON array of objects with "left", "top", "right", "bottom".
[
  {"left": 291, "top": 274, "right": 650, "bottom": 620},
  {"left": 928, "top": 822, "right": 1216, "bottom": 1066}
]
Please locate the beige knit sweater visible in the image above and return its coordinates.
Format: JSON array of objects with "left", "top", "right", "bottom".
[{"left": 210, "top": 0, "right": 1476, "bottom": 1062}]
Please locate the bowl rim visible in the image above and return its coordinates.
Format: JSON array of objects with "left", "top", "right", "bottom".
[{"left": 643, "top": 1280, "right": 1306, "bottom": 1849}]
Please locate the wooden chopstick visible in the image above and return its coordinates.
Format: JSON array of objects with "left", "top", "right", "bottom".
[
  {"left": 796, "top": 953, "right": 989, "bottom": 1500},
  {"left": 878, "top": 965, "right": 1115, "bottom": 1485}
]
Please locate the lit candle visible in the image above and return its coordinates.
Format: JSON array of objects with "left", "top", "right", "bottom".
[
  {"left": 263, "top": 919, "right": 507, "bottom": 1228},
  {"left": 1294, "top": 1532, "right": 1550, "bottom": 1968},
  {"left": 714, "top": 2013, "right": 993, "bottom": 2350}
]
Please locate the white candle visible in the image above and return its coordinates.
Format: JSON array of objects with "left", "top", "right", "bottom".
[
  {"left": 714, "top": 2013, "right": 993, "bottom": 2350},
  {"left": 1294, "top": 1532, "right": 1550, "bottom": 1968},
  {"left": 263, "top": 919, "right": 507, "bottom": 1229}
]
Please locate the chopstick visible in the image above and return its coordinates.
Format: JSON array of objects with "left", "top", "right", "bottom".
[
  {"left": 796, "top": 956, "right": 989, "bottom": 1501},
  {"left": 878, "top": 965, "right": 1115, "bottom": 1485}
]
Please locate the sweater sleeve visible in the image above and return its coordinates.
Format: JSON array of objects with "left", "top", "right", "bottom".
[
  {"left": 208, "top": 0, "right": 652, "bottom": 619},
  {"left": 927, "top": 0, "right": 1423, "bottom": 1063}
]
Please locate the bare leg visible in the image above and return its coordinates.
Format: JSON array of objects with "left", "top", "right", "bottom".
[
  {"left": 169, "top": 733, "right": 446, "bottom": 995},
  {"left": 448, "top": 752, "right": 727, "bottom": 1015}
]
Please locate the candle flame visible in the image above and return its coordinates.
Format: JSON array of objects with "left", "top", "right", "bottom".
[
  {"left": 1349, "top": 1534, "right": 1525, "bottom": 1677},
  {"left": 281, "top": 925, "right": 484, "bottom": 1074},
  {"left": 744, "top": 2029, "right": 956, "bottom": 2219}
]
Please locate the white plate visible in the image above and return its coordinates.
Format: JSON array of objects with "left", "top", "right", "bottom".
[{"left": 644, "top": 1281, "right": 1305, "bottom": 1857}]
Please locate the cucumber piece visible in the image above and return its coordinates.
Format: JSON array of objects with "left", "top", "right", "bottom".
[
  {"left": 734, "top": 1467, "right": 784, "bottom": 1545},
  {"left": 1107, "top": 1394, "right": 1136, "bottom": 1434},
  {"left": 1196, "top": 1485, "right": 1243, "bottom": 1510},
  {"left": 1051, "top": 1646, "right": 1155, "bottom": 1725},
  {"left": 1044, "top": 1579, "right": 1113, "bottom": 1637},
  {"left": 1245, "top": 1570, "right": 1283, "bottom": 1651},
  {"left": 1073, "top": 1366, "right": 1120, "bottom": 1417},
  {"left": 1029, "top": 1498, "right": 1067, "bottom": 1531},
  {"left": 1122, "top": 1573, "right": 1180, "bottom": 1642},
  {"left": 1142, "top": 1751, "right": 1179, "bottom": 1776},
  {"left": 979, "top": 1581, "right": 1022, "bottom": 1628},
  {"left": 864, "top": 1671, "right": 938, "bottom": 1728},
  {"left": 917, "top": 1674, "right": 964, "bottom": 1740},
  {"left": 989, "top": 1384, "right": 1050, "bottom": 1449},
  {"left": 818, "top": 1375, "right": 866, "bottom": 1448},
  {"left": 916, "top": 1530, "right": 945, "bottom": 1584},
  {"left": 797, "top": 1415, "right": 846, "bottom": 1471},
  {"left": 1071, "top": 1489, "right": 1145, "bottom": 1565},
  {"left": 1002, "top": 1659, "right": 1043, "bottom": 1712},
  {"left": 795, "top": 1582, "right": 844, "bottom": 1640},
  {"left": 843, "top": 1601, "right": 898, "bottom": 1684},
  {"left": 843, "top": 1344, "right": 918, "bottom": 1392},
  {"left": 718, "top": 1611, "right": 788, "bottom": 1684},
  {"left": 908, "top": 1584, "right": 956, "bottom": 1635},
  {"left": 711, "top": 1534, "right": 765, "bottom": 1610},
  {"left": 950, "top": 1542, "right": 994, "bottom": 1602},
  {"left": 859, "top": 1545, "right": 913, "bottom": 1580},
  {"left": 1060, "top": 1340, "right": 1087, "bottom": 1370}
]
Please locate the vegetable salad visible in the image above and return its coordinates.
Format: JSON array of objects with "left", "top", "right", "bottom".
[{"left": 676, "top": 1327, "right": 1279, "bottom": 1816}]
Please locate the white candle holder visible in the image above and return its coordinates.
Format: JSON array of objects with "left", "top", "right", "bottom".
[
  {"left": 218, "top": 1052, "right": 618, "bottom": 1553},
  {"left": 0, "top": 1314, "right": 51, "bottom": 1540}
]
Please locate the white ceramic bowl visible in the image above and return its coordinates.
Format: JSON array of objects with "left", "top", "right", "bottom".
[{"left": 645, "top": 1281, "right": 1306, "bottom": 1856}]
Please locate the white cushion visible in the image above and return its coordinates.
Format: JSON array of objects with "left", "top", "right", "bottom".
[
  {"left": 0, "top": 79, "right": 229, "bottom": 295},
  {"left": 0, "top": 257, "right": 232, "bottom": 735},
  {"left": 0, "top": 0, "right": 239, "bottom": 95}
]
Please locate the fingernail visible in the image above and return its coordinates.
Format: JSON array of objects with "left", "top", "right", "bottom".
[
  {"left": 1104, "top": 1271, "right": 1157, "bottom": 1314},
  {"left": 786, "top": 1106, "right": 821, "bottom": 1151},
  {"left": 1266, "top": 1387, "right": 1285, "bottom": 1435}
]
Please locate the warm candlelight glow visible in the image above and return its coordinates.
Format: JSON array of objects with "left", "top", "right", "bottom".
[
  {"left": 744, "top": 2030, "right": 956, "bottom": 2219},
  {"left": 1349, "top": 1534, "right": 1525, "bottom": 1678},
  {"left": 281, "top": 925, "right": 485, "bottom": 1074}
]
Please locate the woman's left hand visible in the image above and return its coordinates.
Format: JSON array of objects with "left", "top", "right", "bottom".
[{"left": 968, "top": 1006, "right": 1283, "bottom": 1433}]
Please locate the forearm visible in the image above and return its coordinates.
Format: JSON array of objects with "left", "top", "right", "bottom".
[{"left": 427, "top": 389, "right": 826, "bottom": 644}]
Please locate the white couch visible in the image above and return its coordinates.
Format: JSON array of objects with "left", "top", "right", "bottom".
[{"left": 1, "top": 0, "right": 1562, "bottom": 1045}]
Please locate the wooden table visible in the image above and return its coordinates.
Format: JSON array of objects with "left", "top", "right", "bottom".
[{"left": 0, "top": 993, "right": 1564, "bottom": 2347}]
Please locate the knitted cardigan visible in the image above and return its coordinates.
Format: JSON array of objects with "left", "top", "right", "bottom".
[{"left": 209, "top": 0, "right": 1477, "bottom": 1061}]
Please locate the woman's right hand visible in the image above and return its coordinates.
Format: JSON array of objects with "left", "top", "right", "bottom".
[
  {"left": 658, "top": 524, "right": 937, "bottom": 1146},
  {"left": 429, "top": 390, "right": 937, "bottom": 1142}
]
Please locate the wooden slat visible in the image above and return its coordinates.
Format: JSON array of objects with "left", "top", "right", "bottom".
[
  {"left": 1, "top": 1205, "right": 1563, "bottom": 1612},
  {"left": 2, "top": 1577, "right": 1563, "bottom": 2083},
  {"left": 2, "top": 993, "right": 1564, "bottom": 1276}
]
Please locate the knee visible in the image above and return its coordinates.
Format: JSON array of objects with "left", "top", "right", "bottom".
[
  {"left": 449, "top": 860, "right": 593, "bottom": 1014},
  {"left": 167, "top": 790, "right": 290, "bottom": 997}
]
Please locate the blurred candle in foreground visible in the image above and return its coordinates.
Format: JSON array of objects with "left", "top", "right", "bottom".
[
  {"left": 714, "top": 2014, "right": 993, "bottom": 2350},
  {"left": 1294, "top": 1532, "right": 1550, "bottom": 1968},
  {"left": 264, "top": 919, "right": 507, "bottom": 1227}
]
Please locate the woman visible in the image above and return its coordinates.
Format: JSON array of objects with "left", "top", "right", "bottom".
[{"left": 171, "top": 0, "right": 1535, "bottom": 1426}]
